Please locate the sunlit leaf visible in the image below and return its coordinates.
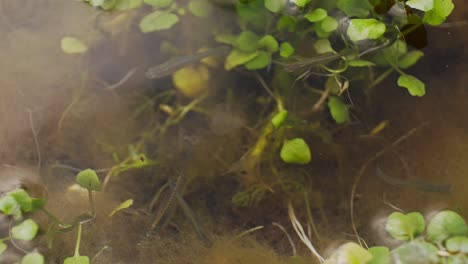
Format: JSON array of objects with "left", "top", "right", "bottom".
[
  {"left": 446, "top": 236, "right": 468, "bottom": 253},
  {"left": 305, "top": 8, "right": 327, "bottom": 22},
  {"left": 328, "top": 96, "right": 349, "bottom": 124},
  {"left": 406, "top": 0, "right": 434, "bottom": 11},
  {"left": 337, "top": 0, "right": 372, "bottom": 17},
  {"left": 392, "top": 240, "right": 438, "bottom": 264},
  {"left": 258, "top": 35, "right": 279, "bottom": 52},
  {"left": 385, "top": 212, "right": 425, "bottom": 241},
  {"left": 423, "top": 0, "right": 454, "bottom": 25},
  {"left": 280, "top": 138, "right": 311, "bottom": 165},
  {"left": 0, "top": 195, "right": 21, "bottom": 219},
  {"left": 325, "top": 242, "right": 373, "bottom": 264},
  {"left": 279, "top": 42, "right": 294, "bottom": 58},
  {"left": 64, "top": 256, "right": 90, "bottom": 264},
  {"left": 313, "top": 39, "right": 334, "bottom": 54},
  {"left": 373, "top": 40, "right": 408, "bottom": 66},
  {"left": 61, "top": 37, "right": 87, "bottom": 54},
  {"left": 139, "top": 11, "right": 179, "bottom": 33},
  {"left": 293, "top": 0, "right": 310, "bottom": 8},
  {"left": 271, "top": 110, "right": 288, "bottom": 128},
  {"left": 244, "top": 51, "right": 271, "bottom": 70},
  {"left": 397, "top": 74, "right": 426, "bottom": 97},
  {"left": 144, "top": 0, "right": 172, "bottom": 8},
  {"left": 319, "top": 16, "right": 338, "bottom": 33},
  {"left": 368, "top": 246, "right": 390, "bottom": 264},
  {"left": 236, "top": 31, "right": 260, "bottom": 53},
  {"left": 12, "top": 219, "right": 39, "bottom": 241},
  {"left": 109, "top": 199, "right": 133, "bottom": 217},
  {"left": 188, "top": 0, "right": 213, "bottom": 17},
  {"left": 224, "top": 50, "right": 258, "bottom": 70},
  {"left": 9, "top": 189, "right": 33, "bottom": 212},
  {"left": 427, "top": 210, "right": 468, "bottom": 243},
  {"left": 264, "top": 0, "right": 283, "bottom": 13},
  {"left": 347, "top": 18, "right": 386, "bottom": 42},
  {"left": 398, "top": 50, "right": 424, "bottom": 69},
  {"left": 21, "top": 252, "right": 44, "bottom": 264},
  {"left": 76, "top": 169, "right": 102, "bottom": 192}
]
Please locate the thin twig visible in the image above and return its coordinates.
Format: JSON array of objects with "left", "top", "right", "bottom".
[{"left": 272, "top": 222, "right": 297, "bottom": 256}]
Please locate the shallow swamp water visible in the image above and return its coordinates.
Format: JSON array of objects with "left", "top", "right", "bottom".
[{"left": 0, "top": 0, "right": 467, "bottom": 263}]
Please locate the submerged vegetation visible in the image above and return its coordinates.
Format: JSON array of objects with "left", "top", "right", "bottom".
[{"left": 0, "top": 0, "right": 465, "bottom": 263}]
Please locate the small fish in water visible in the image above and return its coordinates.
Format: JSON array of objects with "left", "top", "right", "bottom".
[{"left": 145, "top": 46, "right": 229, "bottom": 80}]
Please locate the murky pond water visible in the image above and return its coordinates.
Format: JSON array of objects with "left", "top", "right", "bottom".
[{"left": 0, "top": 0, "right": 467, "bottom": 263}]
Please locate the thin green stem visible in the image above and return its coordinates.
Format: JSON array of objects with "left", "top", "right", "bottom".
[
  {"left": 88, "top": 190, "right": 95, "bottom": 216},
  {"left": 304, "top": 192, "right": 321, "bottom": 241},
  {"left": 74, "top": 223, "right": 82, "bottom": 257},
  {"left": 41, "top": 208, "right": 68, "bottom": 227}
]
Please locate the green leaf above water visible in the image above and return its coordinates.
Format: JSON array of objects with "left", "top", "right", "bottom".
[
  {"left": 385, "top": 212, "right": 425, "bottom": 241},
  {"left": 397, "top": 74, "right": 426, "bottom": 97},
  {"left": 445, "top": 236, "right": 468, "bottom": 253},
  {"left": 427, "top": 210, "right": 468, "bottom": 243},
  {"left": 224, "top": 49, "right": 258, "bottom": 70},
  {"left": 423, "top": 0, "right": 454, "bottom": 25},
  {"left": 144, "top": 0, "right": 173, "bottom": 8},
  {"left": 258, "top": 35, "right": 279, "bottom": 52},
  {"left": 244, "top": 51, "right": 271, "bottom": 70},
  {"left": 21, "top": 252, "right": 45, "bottom": 264},
  {"left": 328, "top": 96, "right": 349, "bottom": 124},
  {"left": 406, "top": 0, "right": 434, "bottom": 11},
  {"left": 139, "top": 11, "right": 179, "bottom": 33},
  {"left": 264, "top": 0, "right": 283, "bottom": 13},
  {"left": 392, "top": 240, "right": 439, "bottom": 264},
  {"left": 279, "top": 42, "right": 294, "bottom": 58},
  {"left": 188, "top": 0, "right": 213, "bottom": 18},
  {"left": 347, "top": 18, "right": 386, "bottom": 42},
  {"left": 61, "top": 37, "right": 87, "bottom": 54},
  {"left": 305, "top": 8, "right": 327, "bottom": 22},
  {"left": 12, "top": 219, "right": 39, "bottom": 241},
  {"left": 280, "top": 138, "right": 311, "bottom": 165},
  {"left": 398, "top": 50, "right": 424, "bottom": 69},
  {"left": 368, "top": 246, "right": 390, "bottom": 264},
  {"left": 64, "top": 256, "right": 90, "bottom": 264},
  {"left": 76, "top": 169, "right": 102, "bottom": 192}
]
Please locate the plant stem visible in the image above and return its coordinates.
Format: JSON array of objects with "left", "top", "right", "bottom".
[
  {"left": 41, "top": 208, "right": 68, "bottom": 227},
  {"left": 88, "top": 190, "right": 95, "bottom": 216},
  {"left": 74, "top": 223, "right": 82, "bottom": 257}
]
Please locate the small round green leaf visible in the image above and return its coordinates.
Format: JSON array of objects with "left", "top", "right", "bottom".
[
  {"left": 427, "top": 210, "right": 468, "bottom": 243},
  {"left": 61, "top": 37, "right": 87, "bottom": 54},
  {"left": 215, "top": 34, "right": 237, "bottom": 46},
  {"left": 392, "top": 240, "right": 439, "bottom": 264},
  {"left": 280, "top": 138, "right": 311, "bottom": 165},
  {"left": 328, "top": 96, "right": 349, "bottom": 124},
  {"left": 76, "top": 169, "right": 102, "bottom": 191},
  {"left": 264, "top": 0, "right": 283, "bottom": 13},
  {"left": 347, "top": 19, "right": 386, "bottom": 42},
  {"left": 276, "top": 15, "right": 297, "bottom": 32},
  {"left": 258, "top": 35, "right": 279, "bottom": 52},
  {"left": 0, "top": 195, "right": 21, "bottom": 217},
  {"left": 114, "top": 0, "right": 143, "bottom": 10},
  {"left": 406, "top": 0, "right": 434, "bottom": 11},
  {"left": 244, "top": 51, "right": 271, "bottom": 70},
  {"left": 139, "top": 11, "right": 179, "bottom": 33},
  {"left": 447, "top": 255, "right": 468, "bottom": 264},
  {"left": 337, "top": 0, "right": 372, "bottom": 17},
  {"left": 385, "top": 212, "right": 425, "bottom": 241},
  {"left": 279, "top": 42, "right": 294, "bottom": 58},
  {"left": 445, "top": 236, "right": 468, "bottom": 253},
  {"left": 224, "top": 50, "right": 258, "bottom": 70},
  {"left": 398, "top": 50, "right": 424, "bottom": 69},
  {"left": 305, "top": 8, "right": 327, "bottom": 22},
  {"left": 236, "top": 31, "right": 260, "bottom": 53},
  {"left": 423, "top": 0, "right": 454, "bottom": 26},
  {"left": 271, "top": 110, "right": 288, "bottom": 128},
  {"left": 397, "top": 74, "right": 426, "bottom": 97},
  {"left": 319, "top": 16, "right": 338, "bottom": 33},
  {"left": 188, "top": 0, "right": 213, "bottom": 17},
  {"left": 293, "top": 0, "right": 310, "bottom": 8},
  {"left": 144, "top": 0, "right": 173, "bottom": 8},
  {"left": 21, "top": 252, "right": 45, "bottom": 264},
  {"left": 64, "top": 256, "right": 90, "bottom": 264},
  {"left": 313, "top": 39, "right": 334, "bottom": 54},
  {"left": 9, "top": 189, "right": 33, "bottom": 212},
  {"left": 368, "top": 246, "right": 390, "bottom": 264},
  {"left": 0, "top": 241, "right": 7, "bottom": 255},
  {"left": 12, "top": 219, "right": 39, "bottom": 241},
  {"left": 326, "top": 242, "right": 373, "bottom": 264}
]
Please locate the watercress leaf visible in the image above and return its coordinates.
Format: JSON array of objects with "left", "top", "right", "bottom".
[
  {"left": 236, "top": 0, "right": 269, "bottom": 30},
  {"left": 385, "top": 212, "right": 425, "bottom": 240},
  {"left": 276, "top": 15, "right": 297, "bottom": 32},
  {"left": 9, "top": 189, "right": 33, "bottom": 212},
  {"left": 280, "top": 138, "right": 311, "bottom": 164},
  {"left": 264, "top": 0, "right": 283, "bottom": 13},
  {"left": 113, "top": 0, "right": 142, "bottom": 10},
  {"left": 12, "top": 219, "right": 39, "bottom": 241},
  {"left": 445, "top": 236, "right": 468, "bottom": 253},
  {"left": 447, "top": 255, "right": 468, "bottom": 264},
  {"left": 313, "top": 39, "right": 334, "bottom": 54},
  {"left": 373, "top": 40, "right": 408, "bottom": 66},
  {"left": 21, "top": 252, "right": 44, "bottom": 264},
  {"left": 139, "top": 11, "right": 179, "bottom": 33},
  {"left": 293, "top": 0, "right": 310, "bottom": 8},
  {"left": 188, "top": 0, "right": 213, "bottom": 18},
  {"left": 319, "top": 16, "right": 338, "bottom": 33},
  {"left": 31, "top": 198, "right": 46, "bottom": 212},
  {"left": 144, "top": 0, "right": 173, "bottom": 8},
  {"left": 64, "top": 256, "right": 90, "bottom": 264},
  {"left": 224, "top": 50, "right": 258, "bottom": 70},
  {"left": 76, "top": 169, "right": 102, "bottom": 192},
  {"left": 325, "top": 242, "right": 373, "bottom": 264},
  {"left": 392, "top": 240, "right": 438, "bottom": 264},
  {"left": 305, "top": 8, "right": 327, "bottom": 22},
  {"left": 406, "top": 0, "right": 434, "bottom": 11},
  {"left": 258, "top": 35, "right": 279, "bottom": 52},
  {"left": 337, "top": 0, "right": 372, "bottom": 17},
  {"left": 348, "top": 60, "right": 376, "bottom": 67},
  {"left": 423, "top": 0, "right": 454, "bottom": 26},
  {"left": 109, "top": 199, "right": 134, "bottom": 217},
  {"left": 398, "top": 50, "right": 424, "bottom": 69},
  {"left": 397, "top": 74, "right": 426, "bottom": 97},
  {"left": 0, "top": 241, "right": 6, "bottom": 255},
  {"left": 347, "top": 18, "right": 386, "bottom": 42},
  {"left": 244, "top": 51, "right": 271, "bottom": 70},
  {"left": 100, "top": 0, "right": 117, "bottom": 10},
  {"left": 368, "top": 246, "right": 390, "bottom": 264},
  {"left": 271, "top": 110, "right": 288, "bottom": 128},
  {"left": 0, "top": 195, "right": 21, "bottom": 219},
  {"left": 279, "top": 42, "right": 295, "bottom": 58},
  {"left": 328, "top": 96, "right": 349, "bottom": 124},
  {"left": 88, "top": 0, "right": 105, "bottom": 6},
  {"left": 427, "top": 210, "right": 468, "bottom": 243},
  {"left": 236, "top": 31, "right": 259, "bottom": 53},
  {"left": 173, "top": 65, "right": 210, "bottom": 98},
  {"left": 215, "top": 34, "right": 238, "bottom": 46},
  {"left": 61, "top": 37, "right": 87, "bottom": 54}
]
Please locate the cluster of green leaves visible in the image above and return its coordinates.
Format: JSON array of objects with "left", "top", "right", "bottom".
[{"left": 324, "top": 210, "right": 467, "bottom": 264}]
